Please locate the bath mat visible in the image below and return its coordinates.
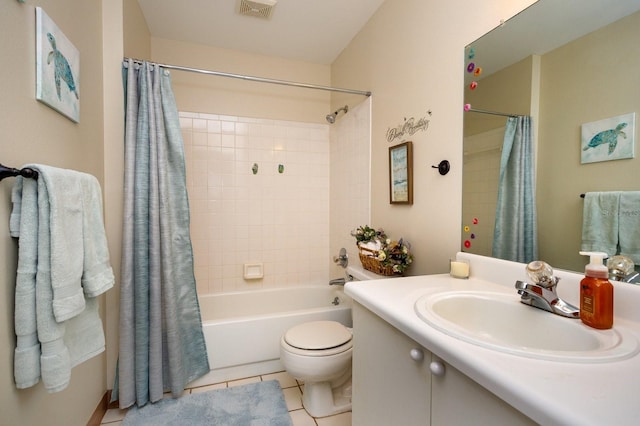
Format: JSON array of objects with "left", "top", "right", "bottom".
[{"left": 123, "top": 380, "right": 293, "bottom": 426}]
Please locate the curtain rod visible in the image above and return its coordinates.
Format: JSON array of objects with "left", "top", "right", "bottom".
[
  {"left": 466, "top": 107, "right": 519, "bottom": 118},
  {"left": 123, "top": 58, "right": 372, "bottom": 97}
]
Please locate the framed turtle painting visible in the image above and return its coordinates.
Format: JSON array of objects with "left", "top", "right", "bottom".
[
  {"left": 581, "top": 113, "right": 635, "bottom": 164},
  {"left": 36, "top": 7, "right": 80, "bottom": 123}
]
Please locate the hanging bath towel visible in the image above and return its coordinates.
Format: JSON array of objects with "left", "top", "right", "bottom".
[
  {"left": 581, "top": 191, "right": 620, "bottom": 256},
  {"left": 618, "top": 191, "right": 640, "bottom": 263},
  {"left": 10, "top": 166, "right": 114, "bottom": 392}
]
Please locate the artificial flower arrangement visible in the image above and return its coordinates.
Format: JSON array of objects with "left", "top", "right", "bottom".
[{"left": 351, "top": 225, "right": 413, "bottom": 275}]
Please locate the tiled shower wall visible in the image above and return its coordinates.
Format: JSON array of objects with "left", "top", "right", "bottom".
[
  {"left": 462, "top": 126, "right": 503, "bottom": 257},
  {"left": 180, "top": 112, "right": 331, "bottom": 295},
  {"left": 329, "top": 100, "right": 372, "bottom": 272}
]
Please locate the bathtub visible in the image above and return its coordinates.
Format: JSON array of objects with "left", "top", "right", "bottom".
[{"left": 188, "top": 286, "right": 352, "bottom": 387}]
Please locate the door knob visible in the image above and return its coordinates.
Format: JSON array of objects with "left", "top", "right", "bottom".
[
  {"left": 429, "top": 361, "right": 446, "bottom": 376},
  {"left": 409, "top": 348, "right": 424, "bottom": 362}
]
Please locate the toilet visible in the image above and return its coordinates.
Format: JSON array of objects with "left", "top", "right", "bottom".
[{"left": 279, "top": 263, "right": 391, "bottom": 417}]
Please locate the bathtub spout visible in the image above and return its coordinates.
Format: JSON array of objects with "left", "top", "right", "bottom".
[{"left": 329, "top": 278, "right": 346, "bottom": 286}]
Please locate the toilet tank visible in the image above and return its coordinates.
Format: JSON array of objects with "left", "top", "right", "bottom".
[{"left": 346, "top": 264, "right": 394, "bottom": 281}]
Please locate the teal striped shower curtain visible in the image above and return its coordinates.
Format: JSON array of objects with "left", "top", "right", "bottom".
[{"left": 116, "top": 59, "right": 209, "bottom": 408}]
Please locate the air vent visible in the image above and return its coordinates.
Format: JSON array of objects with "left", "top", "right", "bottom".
[{"left": 238, "top": 0, "right": 277, "bottom": 20}]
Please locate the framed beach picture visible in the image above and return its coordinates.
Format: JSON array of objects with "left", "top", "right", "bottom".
[
  {"left": 389, "top": 141, "right": 413, "bottom": 204},
  {"left": 581, "top": 113, "right": 635, "bottom": 164},
  {"left": 36, "top": 7, "right": 80, "bottom": 123}
]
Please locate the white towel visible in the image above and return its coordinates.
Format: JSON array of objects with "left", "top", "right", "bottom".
[
  {"left": 11, "top": 166, "right": 113, "bottom": 393},
  {"left": 12, "top": 177, "right": 41, "bottom": 389},
  {"left": 619, "top": 191, "right": 640, "bottom": 264},
  {"left": 27, "top": 164, "right": 114, "bottom": 322},
  {"left": 581, "top": 192, "right": 620, "bottom": 256},
  {"left": 34, "top": 175, "right": 73, "bottom": 393}
]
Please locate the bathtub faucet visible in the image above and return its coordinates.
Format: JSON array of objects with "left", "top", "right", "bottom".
[
  {"left": 333, "top": 248, "right": 349, "bottom": 268},
  {"left": 329, "top": 278, "right": 346, "bottom": 286}
]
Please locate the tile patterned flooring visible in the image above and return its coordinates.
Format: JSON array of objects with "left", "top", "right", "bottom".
[{"left": 100, "top": 371, "right": 351, "bottom": 426}]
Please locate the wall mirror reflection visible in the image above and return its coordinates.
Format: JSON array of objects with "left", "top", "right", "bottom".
[{"left": 462, "top": 0, "right": 640, "bottom": 273}]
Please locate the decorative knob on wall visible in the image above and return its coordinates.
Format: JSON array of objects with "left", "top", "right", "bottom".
[{"left": 432, "top": 160, "right": 450, "bottom": 175}]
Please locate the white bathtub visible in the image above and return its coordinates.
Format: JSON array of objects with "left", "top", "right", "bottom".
[{"left": 188, "top": 286, "right": 352, "bottom": 387}]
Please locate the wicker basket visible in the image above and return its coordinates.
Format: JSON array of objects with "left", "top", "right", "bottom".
[{"left": 357, "top": 245, "right": 398, "bottom": 276}]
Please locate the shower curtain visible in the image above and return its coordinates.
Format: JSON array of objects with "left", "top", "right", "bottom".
[
  {"left": 492, "top": 116, "right": 538, "bottom": 263},
  {"left": 116, "top": 59, "right": 209, "bottom": 408}
]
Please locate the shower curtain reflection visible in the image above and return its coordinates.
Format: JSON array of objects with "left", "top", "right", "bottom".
[{"left": 492, "top": 116, "right": 538, "bottom": 263}]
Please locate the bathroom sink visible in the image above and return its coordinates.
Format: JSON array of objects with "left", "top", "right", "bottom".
[{"left": 414, "top": 291, "right": 640, "bottom": 362}]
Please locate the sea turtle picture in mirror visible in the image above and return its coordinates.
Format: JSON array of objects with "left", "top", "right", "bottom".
[
  {"left": 36, "top": 7, "right": 80, "bottom": 123},
  {"left": 581, "top": 113, "right": 635, "bottom": 164}
]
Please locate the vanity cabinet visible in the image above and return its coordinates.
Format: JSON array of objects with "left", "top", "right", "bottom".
[
  {"left": 352, "top": 301, "right": 431, "bottom": 425},
  {"left": 430, "top": 356, "right": 534, "bottom": 426},
  {"left": 352, "top": 302, "right": 535, "bottom": 426}
]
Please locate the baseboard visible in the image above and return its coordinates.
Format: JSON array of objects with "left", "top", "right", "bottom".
[
  {"left": 106, "top": 390, "right": 119, "bottom": 409},
  {"left": 86, "top": 391, "right": 109, "bottom": 426}
]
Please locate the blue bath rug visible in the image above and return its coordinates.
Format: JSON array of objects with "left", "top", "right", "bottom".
[{"left": 123, "top": 380, "right": 293, "bottom": 426}]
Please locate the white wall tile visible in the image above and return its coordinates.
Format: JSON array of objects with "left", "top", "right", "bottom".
[{"left": 182, "top": 111, "right": 334, "bottom": 294}]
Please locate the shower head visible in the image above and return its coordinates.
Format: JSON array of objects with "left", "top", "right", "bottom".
[{"left": 325, "top": 105, "right": 349, "bottom": 124}]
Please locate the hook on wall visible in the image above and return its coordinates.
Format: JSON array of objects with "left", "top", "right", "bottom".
[{"left": 431, "top": 160, "right": 450, "bottom": 175}]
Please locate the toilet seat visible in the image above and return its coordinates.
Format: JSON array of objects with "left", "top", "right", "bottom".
[{"left": 283, "top": 321, "right": 352, "bottom": 356}]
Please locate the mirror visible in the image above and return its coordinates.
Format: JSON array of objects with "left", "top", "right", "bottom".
[{"left": 462, "top": 0, "right": 640, "bottom": 272}]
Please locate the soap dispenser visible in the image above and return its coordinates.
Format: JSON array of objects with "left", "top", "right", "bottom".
[{"left": 579, "top": 251, "right": 613, "bottom": 329}]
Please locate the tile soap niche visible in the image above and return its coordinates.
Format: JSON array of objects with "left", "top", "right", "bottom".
[{"left": 244, "top": 263, "right": 264, "bottom": 280}]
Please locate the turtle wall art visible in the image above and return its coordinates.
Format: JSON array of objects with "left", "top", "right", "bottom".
[
  {"left": 36, "top": 7, "right": 80, "bottom": 123},
  {"left": 581, "top": 113, "right": 635, "bottom": 164}
]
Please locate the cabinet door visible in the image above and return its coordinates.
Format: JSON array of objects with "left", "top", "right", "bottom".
[
  {"left": 430, "top": 356, "right": 536, "bottom": 426},
  {"left": 352, "top": 302, "right": 431, "bottom": 426}
]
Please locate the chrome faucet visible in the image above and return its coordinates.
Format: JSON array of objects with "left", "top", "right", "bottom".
[
  {"left": 515, "top": 261, "right": 580, "bottom": 319},
  {"left": 607, "top": 255, "right": 640, "bottom": 284},
  {"left": 329, "top": 278, "right": 346, "bottom": 286},
  {"left": 333, "top": 248, "right": 349, "bottom": 268}
]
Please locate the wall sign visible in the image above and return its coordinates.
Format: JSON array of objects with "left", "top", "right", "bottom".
[{"left": 386, "top": 111, "right": 431, "bottom": 143}]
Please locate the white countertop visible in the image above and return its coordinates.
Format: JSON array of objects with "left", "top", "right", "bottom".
[{"left": 344, "top": 253, "right": 640, "bottom": 426}]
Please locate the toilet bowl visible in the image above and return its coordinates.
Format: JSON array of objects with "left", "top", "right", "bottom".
[
  {"left": 280, "top": 320, "right": 353, "bottom": 417},
  {"left": 280, "top": 263, "right": 394, "bottom": 417}
]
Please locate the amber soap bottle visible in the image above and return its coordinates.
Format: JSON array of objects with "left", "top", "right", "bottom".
[{"left": 579, "top": 251, "right": 613, "bottom": 329}]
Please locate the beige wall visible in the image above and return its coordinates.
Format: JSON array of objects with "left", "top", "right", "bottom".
[
  {"left": 537, "top": 11, "right": 640, "bottom": 271},
  {"left": 464, "top": 55, "right": 537, "bottom": 136},
  {"left": 0, "top": 1, "right": 108, "bottom": 424},
  {"left": 149, "top": 38, "right": 331, "bottom": 123},
  {"left": 103, "top": 0, "right": 127, "bottom": 397},
  {"left": 123, "top": 0, "right": 151, "bottom": 59},
  {"left": 0, "top": 0, "right": 540, "bottom": 422},
  {"left": 331, "top": 0, "right": 536, "bottom": 275}
]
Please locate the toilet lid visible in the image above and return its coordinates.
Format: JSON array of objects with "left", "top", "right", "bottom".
[{"left": 284, "top": 321, "right": 352, "bottom": 350}]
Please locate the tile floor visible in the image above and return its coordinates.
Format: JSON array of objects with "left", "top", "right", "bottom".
[{"left": 100, "top": 371, "right": 351, "bottom": 426}]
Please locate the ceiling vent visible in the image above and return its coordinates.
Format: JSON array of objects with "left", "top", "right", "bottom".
[{"left": 237, "top": 0, "right": 277, "bottom": 20}]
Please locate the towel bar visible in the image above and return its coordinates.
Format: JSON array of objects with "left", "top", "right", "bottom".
[{"left": 0, "top": 164, "right": 38, "bottom": 182}]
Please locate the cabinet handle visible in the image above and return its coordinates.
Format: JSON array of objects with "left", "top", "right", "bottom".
[
  {"left": 409, "top": 348, "right": 424, "bottom": 362},
  {"left": 429, "top": 361, "right": 446, "bottom": 377}
]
